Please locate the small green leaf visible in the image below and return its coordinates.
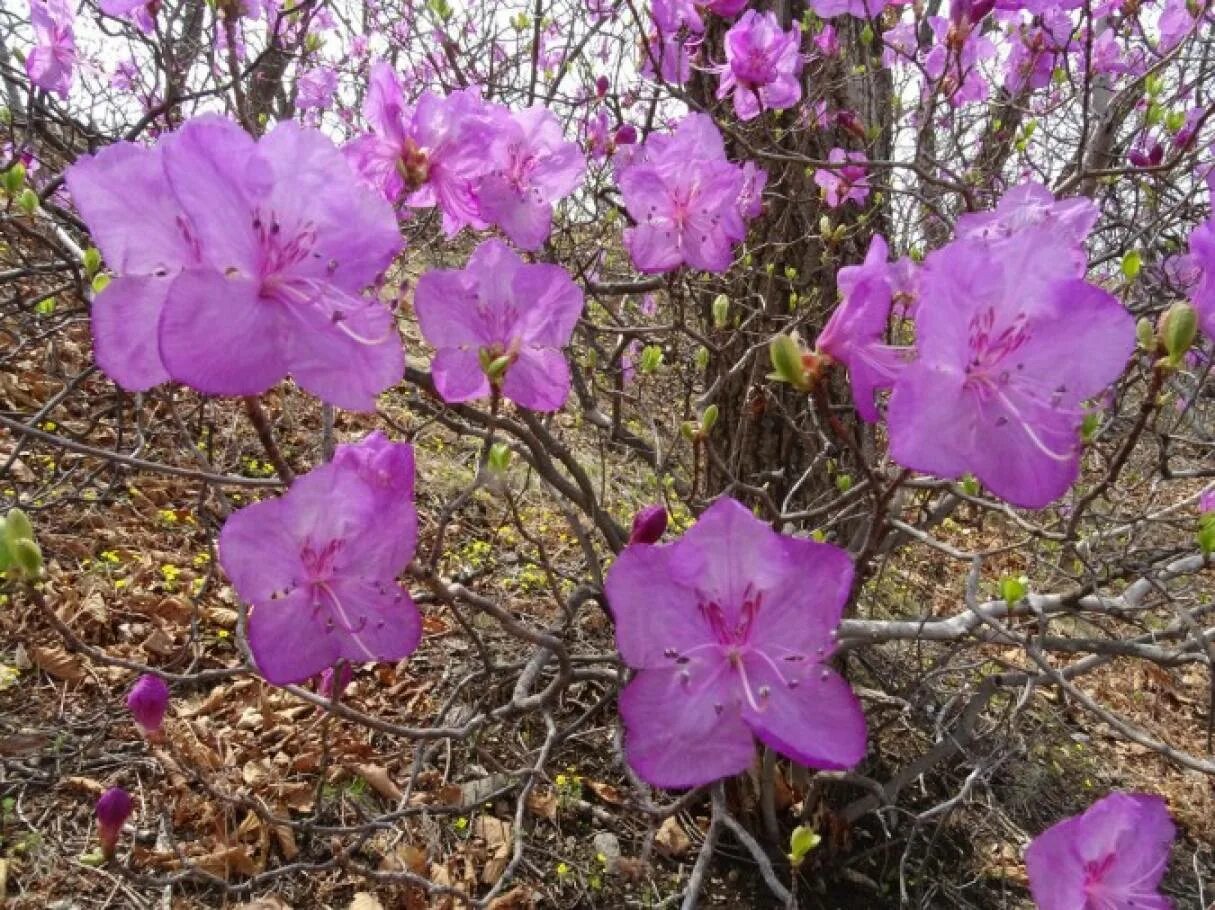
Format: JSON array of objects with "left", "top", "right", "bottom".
[
  {"left": 789, "top": 825, "right": 822, "bottom": 865},
  {"left": 1121, "top": 249, "right": 1142, "bottom": 279},
  {"left": 1000, "top": 575, "right": 1029, "bottom": 605}
]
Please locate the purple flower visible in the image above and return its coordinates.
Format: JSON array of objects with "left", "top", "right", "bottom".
[
  {"left": 96, "top": 787, "right": 134, "bottom": 859},
  {"left": 641, "top": 0, "right": 702, "bottom": 85},
  {"left": 126, "top": 674, "right": 170, "bottom": 737},
  {"left": 26, "top": 0, "right": 75, "bottom": 99},
  {"left": 296, "top": 67, "right": 338, "bottom": 111},
  {"left": 345, "top": 65, "right": 496, "bottom": 235},
  {"left": 816, "top": 235, "right": 910, "bottom": 422},
  {"left": 476, "top": 106, "right": 585, "bottom": 251},
  {"left": 956, "top": 180, "right": 1097, "bottom": 250},
  {"left": 699, "top": 0, "right": 749, "bottom": 16},
  {"left": 815, "top": 148, "right": 870, "bottom": 208},
  {"left": 219, "top": 432, "right": 422, "bottom": 686},
  {"left": 65, "top": 115, "right": 404, "bottom": 411},
  {"left": 1185, "top": 217, "right": 1215, "bottom": 343},
  {"left": 1026, "top": 792, "right": 1175, "bottom": 910},
  {"left": 100, "top": 0, "right": 156, "bottom": 33},
  {"left": 1159, "top": 0, "right": 1195, "bottom": 53},
  {"left": 809, "top": 0, "right": 890, "bottom": 17},
  {"left": 617, "top": 113, "right": 753, "bottom": 273},
  {"left": 716, "top": 12, "right": 803, "bottom": 122},
  {"left": 628, "top": 504, "right": 669, "bottom": 544},
  {"left": 605, "top": 497, "right": 866, "bottom": 789},
  {"left": 1199, "top": 489, "right": 1215, "bottom": 514},
  {"left": 414, "top": 239, "right": 584, "bottom": 411},
  {"left": 887, "top": 229, "right": 1135, "bottom": 509}
]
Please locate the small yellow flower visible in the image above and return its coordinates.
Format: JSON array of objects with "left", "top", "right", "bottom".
[
  {"left": 192, "top": 552, "right": 211, "bottom": 567},
  {"left": 160, "top": 564, "right": 180, "bottom": 584},
  {"left": 114, "top": 579, "right": 129, "bottom": 589},
  {"left": 159, "top": 509, "right": 178, "bottom": 524},
  {"left": 216, "top": 629, "right": 230, "bottom": 639},
  {"left": 556, "top": 862, "right": 570, "bottom": 877}
]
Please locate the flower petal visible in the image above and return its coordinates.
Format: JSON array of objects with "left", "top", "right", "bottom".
[{"left": 90, "top": 276, "right": 172, "bottom": 390}]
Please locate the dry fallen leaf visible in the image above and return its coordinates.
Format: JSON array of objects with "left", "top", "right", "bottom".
[
  {"left": 233, "top": 897, "right": 292, "bottom": 910},
  {"left": 357, "top": 764, "right": 403, "bottom": 802},
  {"left": 486, "top": 886, "right": 534, "bottom": 909},
  {"left": 655, "top": 816, "right": 692, "bottom": 857},
  {"left": 347, "top": 893, "right": 385, "bottom": 910},
  {"left": 585, "top": 779, "right": 625, "bottom": 806},
  {"left": 28, "top": 645, "right": 86, "bottom": 682}
]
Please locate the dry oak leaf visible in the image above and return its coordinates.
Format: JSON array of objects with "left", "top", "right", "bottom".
[
  {"left": 525, "top": 787, "right": 558, "bottom": 823},
  {"left": 347, "top": 893, "right": 385, "bottom": 910},
  {"left": 233, "top": 899, "right": 292, "bottom": 910},
  {"left": 28, "top": 645, "right": 86, "bottom": 682},
  {"left": 357, "top": 764, "right": 404, "bottom": 802}
]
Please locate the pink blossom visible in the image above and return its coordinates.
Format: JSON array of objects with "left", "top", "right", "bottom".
[
  {"left": 414, "top": 240, "right": 584, "bottom": 411},
  {"left": 617, "top": 113, "right": 756, "bottom": 273},
  {"left": 606, "top": 497, "right": 865, "bottom": 788},
  {"left": 1026, "top": 793, "right": 1175, "bottom": 910},
  {"left": 296, "top": 67, "right": 338, "bottom": 111},
  {"left": 220, "top": 433, "right": 422, "bottom": 686},
  {"left": 25, "top": 0, "right": 75, "bottom": 99},
  {"left": 66, "top": 115, "right": 404, "bottom": 411},
  {"left": 716, "top": 11, "right": 804, "bottom": 121},
  {"left": 96, "top": 788, "right": 134, "bottom": 859},
  {"left": 815, "top": 148, "right": 870, "bottom": 208},
  {"left": 126, "top": 674, "right": 170, "bottom": 737}
]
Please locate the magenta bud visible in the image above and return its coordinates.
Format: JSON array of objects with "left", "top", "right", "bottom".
[
  {"left": 126, "top": 674, "right": 170, "bottom": 738},
  {"left": 629, "top": 505, "right": 668, "bottom": 545},
  {"left": 96, "top": 787, "right": 133, "bottom": 860},
  {"left": 595, "top": 75, "right": 609, "bottom": 97},
  {"left": 318, "top": 663, "right": 353, "bottom": 700},
  {"left": 1127, "top": 149, "right": 1151, "bottom": 168},
  {"left": 614, "top": 123, "right": 637, "bottom": 146},
  {"left": 1148, "top": 143, "right": 1164, "bottom": 166}
]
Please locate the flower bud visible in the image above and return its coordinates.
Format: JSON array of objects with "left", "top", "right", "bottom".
[
  {"left": 10, "top": 538, "right": 43, "bottom": 579},
  {"left": 595, "top": 76, "right": 609, "bottom": 97},
  {"left": 126, "top": 674, "right": 170, "bottom": 738},
  {"left": 613, "top": 124, "right": 637, "bottom": 146},
  {"left": 701, "top": 404, "right": 719, "bottom": 434},
  {"left": 1159, "top": 302, "right": 1198, "bottom": 364},
  {"left": 318, "top": 663, "right": 353, "bottom": 700},
  {"left": 768, "top": 334, "right": 810, "bottom": 391},
  {"left": 82, "top": 247, "right": 102, "bottom": 278},
  {"left": 628, "top": 504, "right": 668, "bottom": 545},
  {"left": 17, "top": 188, "right": 38, "bottom": 216},
  {"left": 1127, "top": 149, "right": 1151, "bottom": 168},
  {"left": 487, "top": 442, "right": 512, "bottom": 475},
  {"left": 711, "top": 293, "right": 729, "bottom": 329},
  {"left": 1136, "top": 317, "right": 1156, "bottom": 351},
  {"left": 1000, "top": 575, "right": 1029, "bottom": 604},
  {"left": 2, "top": 163, "right": 25, "bottom": 195},
  {"left": 96, "top": 787, "right": 133, "bottom": 860},
  {"left": 5, "top": 508, "right": 34, "bottom": 546}
]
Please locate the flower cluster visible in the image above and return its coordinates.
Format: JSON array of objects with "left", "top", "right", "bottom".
[
  {"left": 617, "top": 113, "right": 764, "bottom": 273},
  {"left": 219, "top": 432, "right": 422, "bottom": 686},
  {"left": 345, "top": 64, "right": 584, "bottom": 250},
  {"left": 414, "top": 239, "right": 584, "bottom": 411},
  {"left": 716, "top": 11, "right": 804, "bottom": 121},
  {"left": 605, "top": 497, "right": 866, "bottom": 788},
  {"left": 65, "top": 115, "right": 404, "bottom": 411},
  {"left": 815, "top": 182, "right": 1134, "bottom": 509},
  {"left": 814, "top": 148, "right": 870, "bottom": 209}
]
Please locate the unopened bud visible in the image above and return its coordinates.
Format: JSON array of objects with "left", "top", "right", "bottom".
[
  {"left": 17, "top": 188, "right": 38, "bottom": 216},
  {"left": 82, "top": 247, "right": 102, "bottom": 278},
  {"left": 1136, "top": 317, "right": 1156, "bottom": 351},
  {"left": 701, "top": 404, "right": 719, "bottom": 434},
  {"left": 3, "top": 163, "right": 25, "bottom": 195},
  {"left": 487, "top": 442, "right": 511, "bottom": 475},
  {"left": 711, "top": 293, "right": 729, "bottom": 329},
  {"left": 628, "top": 504, "right": 668, "bottom": 545},
  {"left": 769, "top": 334, "right": 809, "bottom": 391},
  {"left": 11, "top": 538, "right": 43, "bottom": 578},
  {"left": 1159, "top": 302, "right": 1198, "bottom": 364},
  {"left": 5, "top": 508, "right": 33, "bottom": 545},
  {"left": 96, "top": 788, "right": 133, "bottom": 861}
]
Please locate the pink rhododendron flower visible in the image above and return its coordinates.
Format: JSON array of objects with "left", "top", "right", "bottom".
[
  {"left": 628, "top": 504, "right": 669, "bottom": 544},
  {"left": 26, "top": 0, "right": 75, "bottom": 99},
  {"left": 605, "top": 497, "right": 866, "bottom": 789},
  {"left": 66, "top": 115, "right": 404, "bottom": 411},
  {"left": 1026, "top": 792, "right": 1175, "bottom": 910},
  {"left": 414, "top": 240, "right": 584, "bottom": 411},
  {"left": 317, "top": 663, "right": 354, "bottom": 700},
  {"left": 1185, "top": 217, "right": 1215, "bottom": 341},
  {"left": 617, "top": 113, "right": 757, "bottom": 273},
  {"left": 699, "top": 0, "right": 749, "bottom": 16},
  {"left": 1199, "top": 489, "right": 1215, "bottom": 513},
  {"left": 923, "top": 16, "right": 996, "bottom": 105},
  {"left": 809, "top": 0, "right": 889, "bottom": 17},
  {"left": 126, "top": 674, "right": 170, "bottom": 737},
  {"left": 345, "top": 64, "right": 495, "bottom": 234},
  {"left": 815, "top": 148, "right": 870, "bottom": 208},
  {"left": 816, "top": 235, "right": 911, "bottom": 422},
  {"left": 100, "top": 0, "right": 156, "bottom": 33},
  {"left": 887, "top": 226, "right": 1135, "bottom": 509},
  {"left": 477, "top": 106, "right": 585, "bottom": 251},
  {"left": 296, "top": 67, "right": 338, "bottom": 111},
  {"left": 641, "top": 0, "right": 703, "bottom": 84},
  {"left": 220, "top": 432, "right": 422, "bottom": 686},
  {"left": 716, "top": 11, "right": 803, "bottom": 121},
  {"left": 96, "top": 787, "right": 133, "bottom": 859}
]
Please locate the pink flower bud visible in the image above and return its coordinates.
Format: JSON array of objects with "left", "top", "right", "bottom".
[
  {"left": 628, "top": 505, "right": 668, "bottom": 545},
  {"left": 125, "top": 674, "right": 170, "bottom": 737},
  {"left": 96, "top": 787, "right": 133, "bottom": 860},
  {"left": 595, "top": 75, "right": 609, "bottom": 97},
  {"left": 1148, "top": 143, "right": 1164, "bottom": 166},
  {"left": 318, "top": 663, "right": 353, "bottom": 700},
  {"left": 1127, "top": 149, "right": 1151, "bottom": 168},
  {"left": 613, "top": 123, "right": 637, "bottom": 146}
]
